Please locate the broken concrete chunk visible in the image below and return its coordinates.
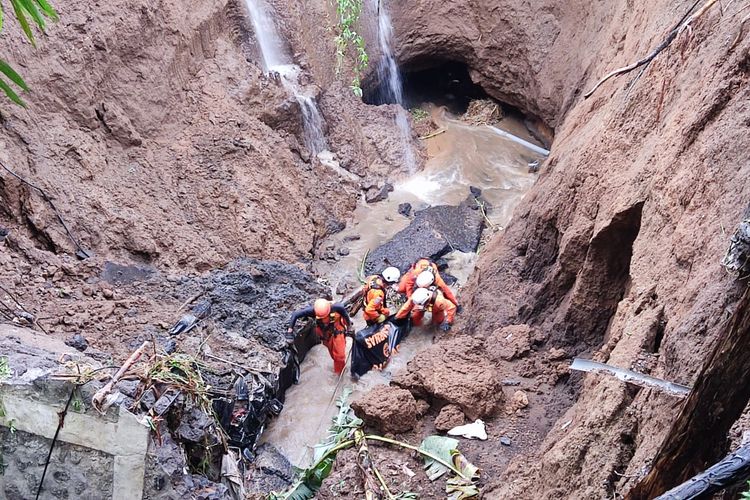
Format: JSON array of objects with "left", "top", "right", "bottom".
[{"left": 500, "top": 436, "right": 512, "bottom": 446}]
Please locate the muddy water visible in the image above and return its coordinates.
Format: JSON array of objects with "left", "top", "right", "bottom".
[{"left": 261, "top": 109, "right": 546, "bottom": 467}]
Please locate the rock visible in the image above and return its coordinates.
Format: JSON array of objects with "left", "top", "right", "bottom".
[
  {"left": 115, "top": 380, "right": 140, "bottom": 398},
  {"left": 343, "top": 234, "right": 361, "bottom": 242},
  {"left": 393, "top": 336, "right": 504, "bottom": 420},
  {"left": 140, "top": 388, "right": 157, "bottom": 410},
  {"left": 351, "top": 386, "right": 418, "bottom": 434},
  {"left": 435, "top": 404, "right": 465, "bottom": 432},
  {"left": 502, "top": 379, "right": 521, "bottom": 386},
  {"left": 246, "top": 444, "right": 294, "bottom": 495},
  {"left": 325, "top": 219, "right": 346, "bottom": 235},
  {"left": 365, "top": 183, "right": 394, "bottom": 204},
  {"left": 469, "top": 186, "right": 482, "bottom": 197},
  {"left": 64, "top": 333, "right": 88, "bottom": 352},
  {"left": 486, "top": 324, "right": 534, "bottom": 362},
  {"left": 500, "top": 436, "right": 512, "bottom": 446},
  {"left": 176, "top": 406, "right": 217, "bottom": 443},
  {"left": 547, "top": 347, "right": 568, "bottom": 361},
  {"left": 365, "top": 198, "right": 485, "bottom": 274},
  {"left": 101, "top": 288, "right": 115, "bottom": 300},
  {"left": 337, "top": 247, "right": 350, "bottom": 256},
  {"left": 398, "top": 203, "right": 413, "bottom": 217},
  {"left": 512, "top": 390, "right": 529, "bottom": 410}
]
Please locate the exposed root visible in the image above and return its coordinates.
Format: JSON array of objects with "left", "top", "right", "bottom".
[{"left": 584, "top": 0, "right": 720, "bottom": 98}]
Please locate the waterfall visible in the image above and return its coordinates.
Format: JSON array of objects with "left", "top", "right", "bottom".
[
  {"left": 372, "top": 0, "right": 416, "bottom": 172},
  {"left": 244, "top": 0, "right": 327, "bottom": 155}
]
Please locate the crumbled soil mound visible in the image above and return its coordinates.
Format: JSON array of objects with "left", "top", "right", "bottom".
[
  {"left": 485, "top": 324, "right": 536, "bottom": 362},
  {"left": 393, "top": 335, "right": 504, "bottom": 420},
  {"left": 365, "top": 197, "right": 485, "bottom": 274},
  {"left": 434, "top": 404, "right": 465, "bottom": 431},
  {"left": 352, "top": 385, "right": 418, "bottom": 434}
]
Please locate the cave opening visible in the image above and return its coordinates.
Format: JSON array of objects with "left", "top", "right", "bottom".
[{"left": 363, "top": 58, "right": 488, "bottom": 115}]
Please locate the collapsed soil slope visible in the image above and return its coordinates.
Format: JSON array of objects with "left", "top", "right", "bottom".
[{"left": 384, "top": 0, "right": 750, "bottom": 497}]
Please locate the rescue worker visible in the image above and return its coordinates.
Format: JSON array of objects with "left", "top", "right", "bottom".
[
  {"left": 287, "top": 298, "right": 352, "bottom": 374},
  {"left": 361, "top": 274, "right": 390, "bottom": 325},
  {"left": 361, "top": 267, "right": 403, "bottom": 325},
  {"left": 395, "top": 286, "right": 456, "bottom": 332},
  {"left": 397, "top": 258, "right": 459, "bottom": 306}
]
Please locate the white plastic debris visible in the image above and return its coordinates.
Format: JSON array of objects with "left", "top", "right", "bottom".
[{"left": 447, "top": 419, "right": 488, "bottom": 440}]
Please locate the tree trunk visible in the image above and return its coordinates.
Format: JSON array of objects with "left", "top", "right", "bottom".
[{"left": 627, "top": 286, "right": 750, "bottom": 499}]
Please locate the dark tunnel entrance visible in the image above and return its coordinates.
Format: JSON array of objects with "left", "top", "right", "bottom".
[{"left": 363, "top": 59, "right": 488, "bottom": 115}]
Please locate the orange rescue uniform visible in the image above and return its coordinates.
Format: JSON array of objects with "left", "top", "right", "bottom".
[
  {"left": 362, "top": 275, "right": 390, "bottom": 324},
  {"left": 289, "top": 303, "right": 351, "bottom": 374},
  {"left": 395, "top": 289, "right": 457, "bottom": 327},
  {"left": 397, "top": 259, "right": 459, "bottom": 305}
]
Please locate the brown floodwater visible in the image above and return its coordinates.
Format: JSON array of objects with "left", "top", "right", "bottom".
[{"left": 260, "top": 109, "right": 546, "bottom": 467}]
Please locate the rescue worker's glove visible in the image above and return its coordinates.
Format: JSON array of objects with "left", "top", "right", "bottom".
[
  {"left": 377, "top": 314, "right": 387, "bottom": 324},
  {"left": 382, "top": 308, "right": 390, "bottom": 317},
  {"left": 440, "top": 321, "right": 452, "bottom": 332},
  {"left": 285, "top": 327, "right": 295, "bottom": 344}
]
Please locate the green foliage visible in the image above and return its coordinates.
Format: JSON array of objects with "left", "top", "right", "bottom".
[
  {"left": 419, "top": 435, "right": 480, "bottom": 499},
  {"left": 0, "top": 356, "right": 10, "bottom": 380},
  {"left": 410, "top": 108, "right": 429, "bottom": 121},
  {"left": 334, "top": 0, "right": 368, "bottom": 97},
  {"left": 741, "top": 481, "right": 750, "bottom": 500},
  {"left": 0, "top": 0, "right": 59, "bottom": 106}
]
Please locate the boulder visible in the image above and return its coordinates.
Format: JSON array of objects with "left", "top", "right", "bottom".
[
  {"left": 352, "top": 386, "right": 418, "bottom": 434},
  {"left": 393, "top": 336, "right": 504, "bottom": 420},
  {"left": 365, "top": 196, "right": 484, "bottom": 274}
]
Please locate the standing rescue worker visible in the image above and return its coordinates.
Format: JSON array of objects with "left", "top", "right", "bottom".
[
  {"left": 361, "top": 267, "right": 403, "bottom": 325},
  {"left": 287, "top": 299, "right": 352, "bottom": 374},
  {"left": 395, "top": 286, "right": 456, "bottom": 332},
  {"left": 397, "top": 258, "right": 459, "bottom": 306}
]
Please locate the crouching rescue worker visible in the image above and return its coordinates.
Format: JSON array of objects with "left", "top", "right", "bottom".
[
  {"left": 398, "top": 258, "right": 459, "bottom": 307},
  {"left": 287, "top": 299, "right": 352, "bottom": 374},
  {"left": 395, "top": 284, "right": 456, "bottom": 332},
  {"left": 361, "top": 267, "right": 402, "bottom": 325}
]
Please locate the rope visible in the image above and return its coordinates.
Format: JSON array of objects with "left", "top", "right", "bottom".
[
  {"left": 299, "top": 340, "right": 354, "bottom": 466},
  {"left": 0, "top": 160, "right": 90, "bottom": 258},
  {"left": 35, "top": 387, "right": 76, "bottom": 499}
]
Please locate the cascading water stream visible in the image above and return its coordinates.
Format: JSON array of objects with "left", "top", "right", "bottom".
[
  {"left": 243, "top": 0, "right": 327, "bottom": 155},
  {"left": 371, "top": 0, "right": 417, "bottom": 172}
]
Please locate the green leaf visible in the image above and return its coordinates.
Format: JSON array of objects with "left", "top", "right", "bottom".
[
  {"left": 34, "top": 0, "right": 58, "bottom": 21},
  {"left": 0, "top": 60, "right": 29, "bottom": 91},
  {"left": 11, "top": 0, "right": 35, "bottom": 46},
  {"left": 17, "top": 0, "right": 45, "bottom": 30},
  {"left": 0, "top": 76, "right": 26, "bottom": 107},
  {"left": 419, "top": 436, "right": 459, "bottom": 480}
]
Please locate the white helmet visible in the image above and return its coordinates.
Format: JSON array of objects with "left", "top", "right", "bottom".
[
  {"left": 412, "top": 287, "right": 433, "bottom": 306},
  {"left": 416, "top": 270, "right": 435, "bottom": 288},
  {"left": 382, "top": 266, "right": 401, "bottom": 284}
]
